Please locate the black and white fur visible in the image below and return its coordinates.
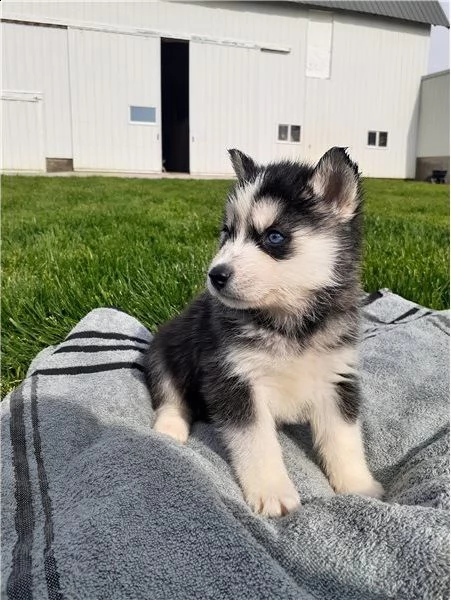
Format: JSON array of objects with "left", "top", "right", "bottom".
[{"left": 144, "top": 147, "right": 383, "bottom": 517}]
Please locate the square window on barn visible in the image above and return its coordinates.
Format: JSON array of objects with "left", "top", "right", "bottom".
[
  {"left": 367, "top": 131, "right": 377, "bottom": 146},
  {"left": 130, "top": 106, "right": 156, "bottom": 123},
  {"left": 290, "top": 125, "right": 301, "bottom": 142},
  {"left": 278, "top": 124, "right": 289, "bottom": 141},
  {"left": 378, "top": 131, "right": 388, "bottom": 147}
]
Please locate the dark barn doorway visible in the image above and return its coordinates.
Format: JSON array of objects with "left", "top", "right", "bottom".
[{"left": 161, "top": 38, "right": 189, "bottom": 173}]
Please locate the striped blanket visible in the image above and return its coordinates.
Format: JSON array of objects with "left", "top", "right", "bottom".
[{"left": 1, "top": 290, "right": 449, "bottom": 600}]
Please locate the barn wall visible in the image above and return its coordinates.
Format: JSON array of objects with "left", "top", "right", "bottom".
[
  {"left": 304, "top": 13, "right": 429, "bottom": 178},
  {"left": 2, "top": 1, "right": 431, "bottom": 177},
  {"left": 1, "top": 91, "right": 46, "bottom": 171},
  {"left": 68, "top": 29, "right": 161, "bottom": 172},
  {"left": 2, "top": 21, "right": 72, "bottom": 164}
]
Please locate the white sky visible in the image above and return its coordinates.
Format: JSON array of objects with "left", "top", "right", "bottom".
[{"left": 428, "top": 1, "right": 450, "bottom": 73}]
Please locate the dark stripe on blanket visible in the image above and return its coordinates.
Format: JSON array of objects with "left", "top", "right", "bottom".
[
  {"left": 363, "top": 333, "right": 377, "bottom": 341},
  {"left": 7, "top": 384, "right": 34, "bottom": 600},
  {"left": 433, "top": 313, "right": 450, "bottom": 326},
  {"left": 54, "top": 345, "right": 146, "bottom": 354},
  {"left": 361, "top": 291, "right": 383, "bottom": 306},
  {"left": 429, "top": 319, "right": 450, "bottom": 336},
  {"left": 65, "top": 331, "right": 149, "bottom": 345},
  {"left": 430, "top": 313, "right": 450, "bottom": 332},
  {"left": 388, "top": 307, "right": 425, "bottom": 324},
  {"left": 32, "top": 362, "right": 145, "bottom": 376},
  {"left": 30, "top": 377, "right": 64, "bottom": 600}
]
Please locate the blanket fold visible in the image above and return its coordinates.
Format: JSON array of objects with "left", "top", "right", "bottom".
[{"left": 1, "top": 290, "right": 449, "bottom": 600}]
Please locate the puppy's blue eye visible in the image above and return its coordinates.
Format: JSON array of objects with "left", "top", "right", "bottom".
[{"left": 266, "top": 230, "right": 285, "bottom": 245}]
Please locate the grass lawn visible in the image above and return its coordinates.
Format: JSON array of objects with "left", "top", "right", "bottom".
[{"left": 2, "top": 175, "right": 449, "bottom": 397}]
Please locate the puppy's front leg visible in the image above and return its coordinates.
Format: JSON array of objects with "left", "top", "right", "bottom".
[
  {"left": 220, "top": 385, "right": 300, "bottom": 517},
  {"left": 310, "top": 378, "right": 383, "bottom": 498}
]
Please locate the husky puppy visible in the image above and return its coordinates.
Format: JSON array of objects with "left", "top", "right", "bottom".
[{"left": 144, "top": 147, "right": 383, "bottom": 517}]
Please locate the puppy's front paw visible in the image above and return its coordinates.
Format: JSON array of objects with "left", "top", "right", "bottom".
[
  {"left": 244, "top": 477, "right": 301, "bottom": 517},
  {"left": 358, "top": 478, "right": 384, "bottom": 499},
  {"left": 333, "top": 473, "right": 384, "bottom": 499},
  {"left": 153, "top": 414, "right": 189, "bottom": 443}
]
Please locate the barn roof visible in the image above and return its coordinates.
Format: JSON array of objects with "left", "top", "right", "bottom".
[{"left": 293, "top": 1, "right": 449, "bottom": 27}]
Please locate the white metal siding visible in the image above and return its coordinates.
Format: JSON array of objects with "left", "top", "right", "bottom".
[
  {"left": 189, "top": 6, "right": 309, "bottom": 175},
  {"left": 2, "top": 22, "right": 72, "bottom": 159},
  {"left": 68, "top": 29, "right": 161, "bottom": 172},
  {"left": 303, "top": 14, "right": 429, "bottom": 178},
  {"left": 3, "top": 1, "right": 303, "bottom": 46},
  {"left": 417, "top": 71, "right": 450, "bottom": 158},
  {"left": 190, "top": 43, "right": 258, "bottom": 175},
  {"left": 1, "top": 93, "right": 46, "bottom": 171},
  {"left": 3, "top": 1, "right": 433, "bottom": 178}
]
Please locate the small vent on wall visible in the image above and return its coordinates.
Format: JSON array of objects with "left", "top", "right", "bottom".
[{"left": 46, "top": 158, "right": 74, "bottom": 173}]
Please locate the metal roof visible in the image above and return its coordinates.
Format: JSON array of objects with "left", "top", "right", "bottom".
[
  {"left": 421, "top": 68, "right": 450, "bottom": 80},
  {"left": 293, "top": 1, "right": 449, "bottom": 27}
]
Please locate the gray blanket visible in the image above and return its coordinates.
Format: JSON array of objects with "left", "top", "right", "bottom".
[{"left": 2, "top": 290, "right": 449, "bottom": 600}]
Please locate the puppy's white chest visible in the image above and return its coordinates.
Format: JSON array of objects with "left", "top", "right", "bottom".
[
  {"left": 263, "top": 351, "right": 333, "bottom": 423},
  {"left": 228, "top": 343, "right": 357, "bottom": 424}
]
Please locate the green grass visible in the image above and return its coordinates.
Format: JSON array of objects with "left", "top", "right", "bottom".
[
  {"left": 1, "top": 175, "right": 449, "bottom": 397},
  {"left": 363, "top": 179, "right": 449, "bottom": 310}
]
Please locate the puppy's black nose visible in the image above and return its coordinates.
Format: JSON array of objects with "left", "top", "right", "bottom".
[{"left": 208, "top": 265, "right": 232, "bottom": 290}]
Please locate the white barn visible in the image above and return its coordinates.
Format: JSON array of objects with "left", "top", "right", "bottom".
[{"left": 1, "top": 1, "right": 448, "bottom": 178}]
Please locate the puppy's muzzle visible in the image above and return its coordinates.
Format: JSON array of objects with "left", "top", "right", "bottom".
[{"left": 208, "top": 264, "right": 232, "bottom": 291}]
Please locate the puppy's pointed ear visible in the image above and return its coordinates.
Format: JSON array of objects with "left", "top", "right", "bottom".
[
  {"left": 228, "top": 149, "right": 257, "bottom": 183},
  {"left": 309, "top": 147, "right": 360, "bottom": 221}
]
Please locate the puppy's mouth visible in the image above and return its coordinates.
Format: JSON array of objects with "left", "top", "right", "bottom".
[{"left": 207, "top": 281, "right": 253, "bottom": 309}]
